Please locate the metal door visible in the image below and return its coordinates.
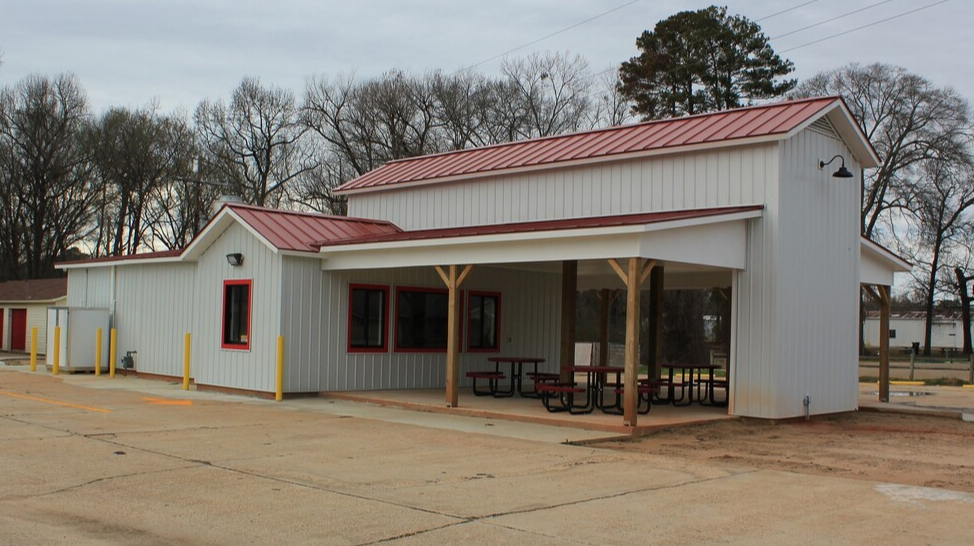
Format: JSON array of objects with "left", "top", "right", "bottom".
[{"left": 11, "top": 309, "right": 27, "bottom": 351}]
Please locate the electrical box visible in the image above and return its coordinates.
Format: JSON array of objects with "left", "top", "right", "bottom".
[{"left": 46, "top": 307, "right": 111, "bottom": 372}]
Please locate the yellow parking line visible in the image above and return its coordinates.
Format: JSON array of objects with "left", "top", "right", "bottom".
[
  {"left": 0, "top": 390, "right": 112, "bottom": 413},
  {"left": 142, "top": 397, "right": 193, "bottom": 406}
]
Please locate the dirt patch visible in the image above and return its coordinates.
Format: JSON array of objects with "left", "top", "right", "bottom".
[{"left": 602, "top": 411, "right": 974, "bottom": 493}]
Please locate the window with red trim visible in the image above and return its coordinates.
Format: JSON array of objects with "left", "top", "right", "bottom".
[
  {"left": 348, "top": 284, "right": 389, "bottom": 352},
  {"left": 467, "top": 291, "right": 500, "bottom": 352},
  {"left": 222, "top": 279, "right": 252, "bottom": 350},
  {"left": 395, "top": 287, "right": 450, "bottom": 352}
]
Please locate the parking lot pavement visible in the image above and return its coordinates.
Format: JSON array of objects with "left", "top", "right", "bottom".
[{"left": 2, "top": 368, "right": 973, "bottom": 545}]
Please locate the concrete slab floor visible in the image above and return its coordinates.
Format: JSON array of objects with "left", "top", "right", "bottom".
[{"left": 1, "top": 367, "right": 973, "bottom": 545}]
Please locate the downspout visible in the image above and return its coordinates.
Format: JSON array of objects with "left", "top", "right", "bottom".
[{"left": 110, "top": 265, "right": 117, "bottom": 328}]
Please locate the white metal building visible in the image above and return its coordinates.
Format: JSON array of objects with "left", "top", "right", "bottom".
[
  {"left": 864, "top": 311, "right": 963, "bottom": 351},
  {"left": 58, "top": 97, "right": 909, "bottom": 422}
]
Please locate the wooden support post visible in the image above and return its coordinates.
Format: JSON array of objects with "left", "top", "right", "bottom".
[
  {"left": 878, "top": 285, "right": 891, "bottom": 403},
  {"left": 276, "top": 335, "right": 284, "bottom": 401},
  {"left": 436, "top": 264, "right": 473, "bottom": 407},
  {"left": 598, "top": 289, "right": 610, "bottom": 366},
  {"left": 647, "top": 265, "right": 664, "bottom": 380},
  {"left": 623, "top": 258, "right": 641, "bottom": 425},
  {"left": 560, "top": 260, "right": 578, "bottom": 382},
  {"left": 608, "top": 258, "right": 656, "bottom": 426},
  {"left": 95, "top": 327, "right": 103, "bottom": 376}
]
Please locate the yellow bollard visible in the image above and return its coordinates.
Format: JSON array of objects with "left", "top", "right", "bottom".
[
  {"left": 95, "top": 327, "right": 103, "bottom": 376},
  {"left": 276, "top": 336, "right": 284, "bottom": 401},
  {"left": 183, "top": 333, "right": 191, "bottom": 390},
  {"left": 29, "top": 327, "right": 37, "bottom": 372},
  {"left": 52, "top": 326, "right": 61, "bottom": 375},
  {"left": 109, "top": 328, "right": 117, "bottom": 378}
]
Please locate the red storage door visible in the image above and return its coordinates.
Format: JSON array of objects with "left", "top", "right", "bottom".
[{"left": 11, "top": 309, "right": 26, "bottom": 351}]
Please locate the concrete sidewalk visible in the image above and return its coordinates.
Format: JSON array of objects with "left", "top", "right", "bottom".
[{"left": 2, "top": 367, "right": 973, "bottom": 545}]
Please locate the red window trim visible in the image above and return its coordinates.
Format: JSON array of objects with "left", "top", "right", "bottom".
[
  {"left": 467, "top": 290, "right": 502, "bottom": 353},
  {"left": 221, "top": 279, "right": 253, "bottom": 351},
  {"left": 393, "top": 285, "right": 462, "bottom": 354},
  {"left": 347, "top": 283, "right": 390, "bottom": 354}
]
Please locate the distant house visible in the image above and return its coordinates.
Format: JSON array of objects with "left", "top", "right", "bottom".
[
  {"left": 864, "top": 311, "right": 964, "bottom": 351},
  {"left": 0, "top": 278, "right": 67, "bottom": 354}
]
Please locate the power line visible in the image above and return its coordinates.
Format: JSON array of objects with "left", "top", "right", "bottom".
[
  {"left": 755, "top": 0, "right": 825, "bottom": 22},
  {"left": 771, "top": 0, "right": 899, "bottom": 40},
  {"left": 780, "top": 0, "right": 953, "bottom": 53},
  {"left": 453, "top": 0, "right": 645, "bottom": 74}
]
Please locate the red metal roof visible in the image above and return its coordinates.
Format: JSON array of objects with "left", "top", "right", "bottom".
[
  {"left": 317, "top": 205, "right": 763, "bottom": 247},
  {"left": 336, "top": 97, "right": 840, "bottom": 194},
  {"left": 226, "top": 203, "right": 401, "bottom": 253},
  {"left": 0, "top": 278, "right": 67, "bottom": 301}
]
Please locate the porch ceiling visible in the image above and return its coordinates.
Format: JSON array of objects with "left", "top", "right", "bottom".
[{"left": 318, "top": 208, "right": 762, "bottom": 273}]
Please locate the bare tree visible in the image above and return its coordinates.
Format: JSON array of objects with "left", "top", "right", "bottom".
[
  {"left": 0, "top": 74, "right": 97, "bottom": 278},
  {"left": 91, "top": 104, "right": 196, "bottom": 255},
  {"left": 196, "top": 77, "right": 314, "bottom": 207},
  {"left": 793, "top": 63, "right": 971, "bottom": 239},
  {"left": 900, "top": 154, "right": 974, "bottom": 356},
  {"left": 589, "top": 68, "right": 634, "bottom": 128},
  {"left": 501, "top": 52, "right": 593, "bottom": 139}
]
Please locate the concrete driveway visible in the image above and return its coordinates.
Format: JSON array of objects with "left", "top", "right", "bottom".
[{"left": 1, "top": 367, "right": 972, "bottom": 545}]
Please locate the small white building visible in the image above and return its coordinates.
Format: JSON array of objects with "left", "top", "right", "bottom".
[
  {"left": 864, "top": 311, "right": 963, "bottom": 351},
  {"left": 58, "top": 97, "right": 908, "bottom": 423},
  {"left": 0, "top": 278, "right": 67, "bottom": 354}
]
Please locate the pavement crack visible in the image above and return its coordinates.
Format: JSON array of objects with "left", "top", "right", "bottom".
[{"left": 3, "top": 465, "right": 199, "bottom": 501}]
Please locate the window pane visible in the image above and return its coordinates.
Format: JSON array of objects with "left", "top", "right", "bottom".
[
  {"left": 469, "top": 294, "right": 498, "bottom": 350},
  {"left": 351, "top": 288, "right": 385, "bottom": 348},
  {"left": 223, "top": 283, "right": 250, "bottom": 347},
  {"left": 397, "top": 290, "right": 448, "bottom": 349}
]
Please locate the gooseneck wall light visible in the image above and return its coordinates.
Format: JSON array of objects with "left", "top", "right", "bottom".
[{"left": 819, "top": 155, "right": 854, "bottom": 179}]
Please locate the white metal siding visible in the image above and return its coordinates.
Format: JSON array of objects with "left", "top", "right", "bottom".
[
  {"left": 735, "top": 129, "right": 860, "bottom": 419},
  {"left": 280, "top": 260, "right": 562, "bottom": 393},
  {"left": 114, "top": 263, "right": 196, "bottom": 377},
  {"left": 732, "top": 148, "right": 779, "bottom": 419},
  {"left": 66, "top": 268, "right": 113, "bottom": 308},
  {"left": 192, "top": 222, "right": 282, "bottom": 392},
  {"left": 348, "top": 145, "right": 775, "bottom": 229}
]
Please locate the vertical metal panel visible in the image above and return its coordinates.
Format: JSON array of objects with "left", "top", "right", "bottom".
[
  {"left": 191, "top": 222, "right": 281, "bottom": 392},
  {"left": 114, "top": 263, "right": 195, "bottom": 377},
  {"left": 66, "top": 268, "right": 113, "bottom": 308},
  {"left": 733, "top": 128, "right": 860, "bottom": 419},
  {"left": 774, "top": 128, "right": 860, "bottom": 417},
  {"left": 348, "top": 144, "right": 778, "bottom": 231},
  {"left": 25, "top": 300, "right": 63, "bottom": 353},
  {"left": 301, "top": 265, "right": 561, "bottom": 393}
]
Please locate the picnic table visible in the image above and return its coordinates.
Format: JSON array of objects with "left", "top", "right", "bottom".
[
  {"left": 565, "top": 364, "right": 624, "bottom": 412},
  {"left": 486, "top": 356, "right": 547, "bottom": 397},
  {"left": 659, "top": 363, "right": 724, "bottom": 406}
]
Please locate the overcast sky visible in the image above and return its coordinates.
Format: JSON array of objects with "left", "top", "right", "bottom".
[{"left": 0, "top": 0, "right": 970, "bottom": 115}]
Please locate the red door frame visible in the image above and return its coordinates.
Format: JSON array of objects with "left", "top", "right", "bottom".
[{"left": 10, "top": 309, "right": 26, "bottom": 351}]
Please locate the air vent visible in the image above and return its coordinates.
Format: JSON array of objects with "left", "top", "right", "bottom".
[{"left": 809, "top": 117, "right": 838, "bottom": 138}]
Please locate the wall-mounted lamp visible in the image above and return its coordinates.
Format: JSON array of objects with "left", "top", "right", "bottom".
[
  {"left": 226, "top": 253, "right": 244, "bottom": 266},
  {"left": 819, "top": 155, "right": 854, "bottom": 179}
]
